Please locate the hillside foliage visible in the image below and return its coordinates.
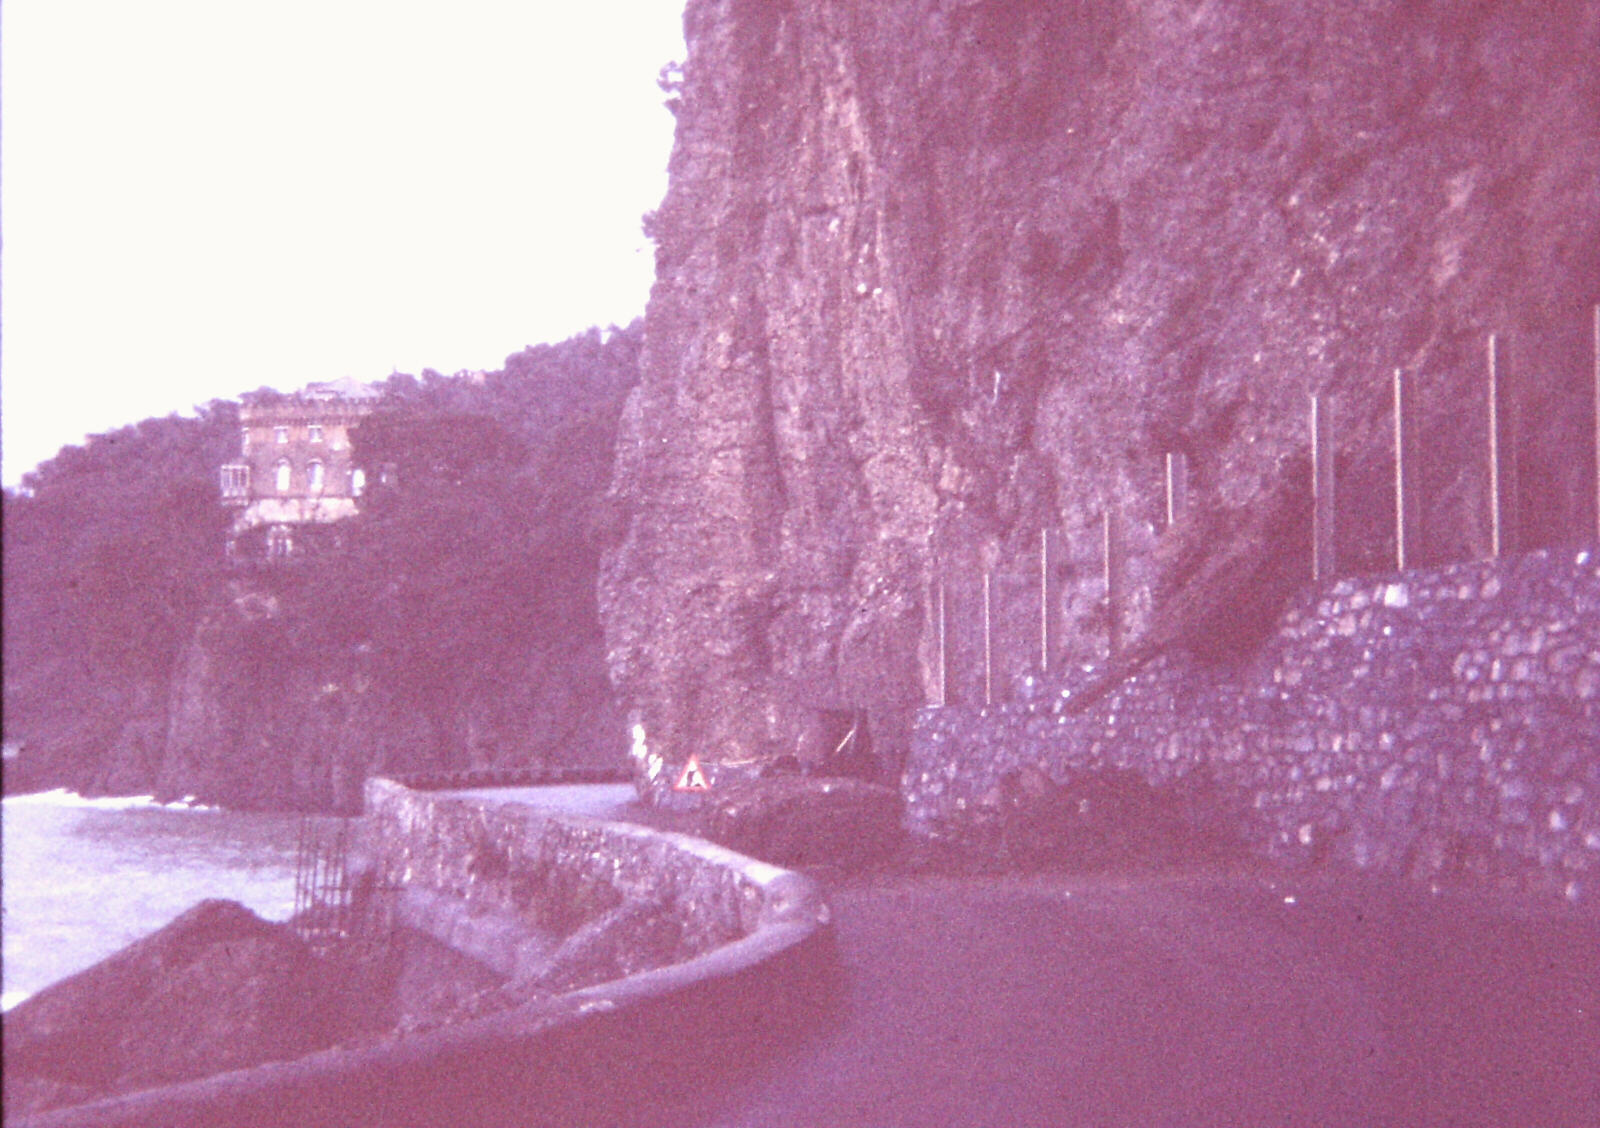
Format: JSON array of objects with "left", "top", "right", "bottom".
[{"left": 3, "top": 322, "right": 642, "bottom": 806}]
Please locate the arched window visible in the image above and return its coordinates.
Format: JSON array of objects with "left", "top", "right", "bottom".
[
  {"left": 275, "top": 460, "right": 292, "bottom": 493},
  {"left": 307, "top": 460, "right": 325, "bottom": 493},
  {"left": 351, "top": 467, "right": 366, "bottom": 497}
]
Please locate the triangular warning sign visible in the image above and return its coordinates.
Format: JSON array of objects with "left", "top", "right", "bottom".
[{"left": 674, "top": 755, "right": 711, "bottom": 792}]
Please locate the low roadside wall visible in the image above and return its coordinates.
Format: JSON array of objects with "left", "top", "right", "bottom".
[
  {"left": 384, "top": 763, "right": 629, "bottom": 793},
  {"left": 21, "top": 782, "right": 832, "bottom": 1128},
  {"left": 361, "top": 779, "right": 821, "bottom": 978},
  {"left": 906, "top": 547, "right": 1600, "bottom": 904}
]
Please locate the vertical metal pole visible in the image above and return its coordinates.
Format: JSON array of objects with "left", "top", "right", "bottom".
[
  {"left": 335, "top": 821, "right": 348, "bottom": 937},
  {"left": 1593, "top": 305, "right": 1599, "bottom": 543},
  {"left": 982, "top": 570, "right": 993, "bottom": 706},
  {"left": 310, "top": 834, "right": 322, "bottom": 934},
  {"left": 1165, "top": 453, "right": 1177, "bottom": 528},
  {"left": 1164, "top": 452, "right": 1188, "bottom": 528},
  {"left": 1039, "top": 527, "right": 1050, "bottom": 673},
  {"left": 1311, "top": 394, "right": 1337, "bottom": 584},
  {"left": 293, "top": 819, "right": 305, "bottom": 924},
  {"left": 1488, "top": 334, "right": 1504, "bottom": 558},
  {"left": 937, "top": 581, "right": 948, "bottom": 708},
  {"left": 1393, "top": 368, "right": 1413, "bottom": 572},
  {"left": 1103, "top": 508, "right": 1121, "bottom": 658}
]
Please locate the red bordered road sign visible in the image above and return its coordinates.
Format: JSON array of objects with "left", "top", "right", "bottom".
[{"left": 674, "top": 755, "right": 711, "bottom": 792}]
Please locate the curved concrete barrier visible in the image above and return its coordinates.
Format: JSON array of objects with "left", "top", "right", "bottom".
[{"left": 18, "top": 780, "right": 833, "bottom": 1128}]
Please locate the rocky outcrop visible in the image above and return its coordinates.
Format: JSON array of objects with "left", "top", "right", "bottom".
[
  {"left": 156, "top": 581, "right": 622, "bottom": 812},
  {"left": 2, "top": 901, "right": 358, "bottom": 1116},
  {"left": 6, "top": 328, "right": 640, "bottom": 812},
  {"left": 600, "top": 0, "right": 1600, "bottom": 798}
]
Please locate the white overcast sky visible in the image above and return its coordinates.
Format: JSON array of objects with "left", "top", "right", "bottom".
[{"left": 1, "top": 1, "right": 686, "bottom": 485}]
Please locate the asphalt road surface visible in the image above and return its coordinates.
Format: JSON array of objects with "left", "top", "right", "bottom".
[
  {"left": 646, "top": 869, "right": 1597, "bottom": 1128},
  {"left": 444, "top": 785, "right": 1596, "bottom": 1127}
]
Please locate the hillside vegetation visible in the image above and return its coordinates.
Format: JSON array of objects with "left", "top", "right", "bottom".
[{"left": 3, "top": 323, "right": 641, "bottom": 809}]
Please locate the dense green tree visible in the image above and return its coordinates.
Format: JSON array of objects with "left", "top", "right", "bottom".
[
  {"left": 4, "top": 321, "right": 642, "bottom": 805},
  {"left": 3, "top": 404, "right": 238, "bottom": 789}
]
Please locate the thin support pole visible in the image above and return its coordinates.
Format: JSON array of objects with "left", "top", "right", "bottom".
[
  {"left": 982, "top": 570, "right": 993, "bottom": 707},
  {"left": 1488, "top": 334, "right": 1506, "bottom": 558},
  {"left": 1039, "top": 527, "right": 1050, "bottom": 673},
  {"left": 1393, "top": 368, "right": 1414, "bottom": 572},
  {"left": 1311, "top": 394, "right": 1337, "bottom": 584},
  {"left": 1593, "top": 304, "right": 1599, "bottom": 544},
  {"left": 937, "top": 581, "right": 948, "bottom": 708},
  {"left": 1103, "top": 508, "right": 1121, "bottom": 659},
  {"left": 293, "top": 819, "right": 306, "bottom": 925},
  {"left": 1164, "top": 452, "right": 1188, "bottom": 528}
]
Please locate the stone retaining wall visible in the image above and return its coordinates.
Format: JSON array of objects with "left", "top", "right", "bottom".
[
  {"left": 360, "top": 779, "right": 815, "bottom": 969},
  {"left": 905, "top": 548, "right": 1600, "bottom": 903},
  {"left": 20, "top": 782, "right": 831, "bottom": 1128}
]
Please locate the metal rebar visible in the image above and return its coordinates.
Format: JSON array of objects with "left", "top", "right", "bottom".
[
  {"left": 1165, "top": 452, "right": 1188, "bottom": 529},
  {"left": 1039, "top": 527, "right": 1050, "bottom": 673},
  {"left": 982, "top": 570, "right": 993, "bottom": 707},
  {"left": 1311, "top": 394, "right": 1336, "bottom": 583},
  {"left": 334, "top": 821, "right": 348, "bottom": 937},
  {"left": 1488, "top": 334, "right": 1504, "bottom": 558},
  {"left": 1394, "top": 368, "right": 1412, "bottom": 572},
  {"left": 1103, "top": 508, "right": 1121, "bottom": 658},
  {"left": 292, "top": 820, "right": 302, "bottom": 927}
]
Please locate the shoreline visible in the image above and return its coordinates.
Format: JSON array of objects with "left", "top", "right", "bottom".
[{"left": 2, "top": 797, "right": 309, "bottom": 1013}]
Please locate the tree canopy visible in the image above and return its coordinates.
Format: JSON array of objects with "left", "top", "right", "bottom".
[{"left": 4, "top": 321, "right": 643, "bottom": 805}]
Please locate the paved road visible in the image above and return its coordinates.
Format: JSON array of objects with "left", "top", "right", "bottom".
[
  {"left": 660, "top": 870, "right": 1597, "bottom": 1128},
  {"left": 453, "top": 786, "right": 1598, "bottom": 1127}
]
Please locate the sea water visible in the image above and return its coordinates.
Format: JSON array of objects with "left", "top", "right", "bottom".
[{"left": 1, "top": 789, "right": 326, "bottom": 1011}]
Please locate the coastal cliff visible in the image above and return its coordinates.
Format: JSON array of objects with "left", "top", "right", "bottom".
[
  {"left": 600, "top": 0, "right": 1600, "bottom": 797},
  {"left": 4, "top": 327, "right": 640, "bottom": 811}
]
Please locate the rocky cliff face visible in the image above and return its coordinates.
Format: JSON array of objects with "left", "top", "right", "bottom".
[
  {"left": 600, "top": 0, "right": 1600, "bottom": 798},
  {"left": 5, "top": 328, "right": 639, "bottom": 811},
  {"left": 158, "top": 579, "right": 623, "bottom": 812}
]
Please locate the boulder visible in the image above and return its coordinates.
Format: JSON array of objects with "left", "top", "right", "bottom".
[{"left": 2, "top": 900, "right": 337, "bottom": 1115}]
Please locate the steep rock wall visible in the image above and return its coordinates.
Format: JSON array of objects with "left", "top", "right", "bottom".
[
  {"left": 158, "top": 582, "right": 623, "bottom": 812},
  {"left": 601, "top": 0, "right": 1600, "bottom": 796}
]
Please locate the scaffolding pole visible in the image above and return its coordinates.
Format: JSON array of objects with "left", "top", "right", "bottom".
[{"left": 1311, "top": 394, "right": 1337, "bottom": 583}]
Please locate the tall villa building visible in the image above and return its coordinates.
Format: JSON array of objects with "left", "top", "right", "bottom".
[{"left": 220, "top": 378, "right": 379, "bottom": 559}]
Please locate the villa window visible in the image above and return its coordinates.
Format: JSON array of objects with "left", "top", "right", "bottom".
[
  {"left": 351, "top": 467, "right": 366, "bottom": 497},
  {"left": 308, "top": 424, "right": 324, "bottom": 444},
  {"left": 308, "top": 460, "right": 325, "bottom": 493},
  {"left": 275, "top": 459, "right": 292, "bottom": 493},
  {"left": 267, "top": 526, "right": 294, "bottom": 558},
  {"left": 240, "top": 428, "right": 250, "bottom": 451},
  {"left": 275, "top": 426, "right": 289, "bottom": 444},
  {"left": 220, "top": 463, "right": 250, "bottom": 497}
]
